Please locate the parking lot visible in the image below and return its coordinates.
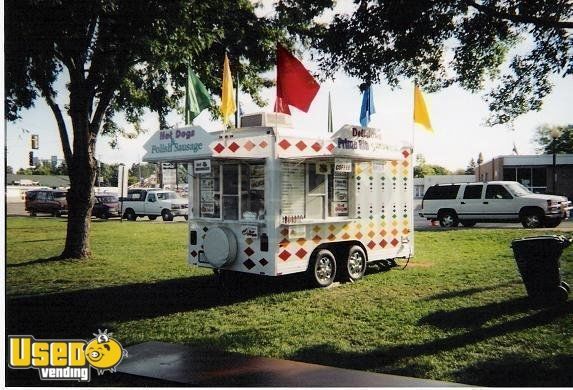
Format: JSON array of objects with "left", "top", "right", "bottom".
[{"left": 8, "top": 201, "right": 573, "bottom": 231}]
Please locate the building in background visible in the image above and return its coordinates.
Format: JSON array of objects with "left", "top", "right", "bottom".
[
  {"left": 414, "top": 175, "right": 476, "bottom": 199},
  {"left": 476, "top": 154, "right": 573, "bottom": 198}
]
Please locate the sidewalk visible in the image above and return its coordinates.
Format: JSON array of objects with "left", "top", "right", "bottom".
[{"left": 117, "top": 341, "right": 460, "bottom": 387}]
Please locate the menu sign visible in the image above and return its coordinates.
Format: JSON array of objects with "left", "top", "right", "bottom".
[
  {"left": 200, "top": 178, "right": 216, "bottom": 217},
  {"left": 331, "top": 202, "right": 349, "bottom": 216},
  {"left": 332, "top": 172, "right": 348, "bottom": 216},
  {"left": 281, "top": 162, "right": 305, "bottom": 220},
  {"left": 334, "top": 158, "right": 352, "bottom": 172},
  {"left": 194, "top": 159, "right": 211, "bottom": 174}
]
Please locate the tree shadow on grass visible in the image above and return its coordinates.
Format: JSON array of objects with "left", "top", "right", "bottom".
[
  {"left": 289, "top": 300, "right": 573, "bottom": 386},
  {"left": 423, "top": 279, "right": 522, "bottom": 301},
  {"left": 6, "top": 273, "right": 310, "bottom": 340},
  {"left": 453, "top": 353, "right": 573, "bottom": 387},
  {"left": 11, "top": 238, "right": 65, "bottom": 244},
  {"left": 7, "top": 256, "right": 67, "bottom": 268},
  {"left": 418, "top": 296, "right": 546, "bottom": 330}
]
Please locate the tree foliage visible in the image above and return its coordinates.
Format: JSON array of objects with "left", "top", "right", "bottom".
[
  {"left": 414, "top": 154, "right": 452, "bottom": 177},
  {"left": 17, "top": 160, "right": 68, "bottom": 176},
  {"left": 5, "top": 0, "right": 331, "bottom": 258},
  {"left": 533, "top": 124, "right": 573, "bottom": 154},
  {"left": 465, "top": 158, "right": 477, "bottom": 175},
  {"left": 315, "top": 0, "right": 572, "bottom": 125}
]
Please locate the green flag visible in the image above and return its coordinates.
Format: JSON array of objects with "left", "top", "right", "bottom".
[{"left": 185, "top": 66, "right": 211, "bottom": 125}]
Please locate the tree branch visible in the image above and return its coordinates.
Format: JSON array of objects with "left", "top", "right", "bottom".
[
  {"left": 466, "top": 0, "right": 573, "bottom": 29},
  {"left": 43, "top": 91, "right": 73, "bottom": 164},
  {"left": 89, "top": 53, "right": 135, "bottom": 137},
  {"left": 90, "top": 81, "right": 116, "bottom": 137}
]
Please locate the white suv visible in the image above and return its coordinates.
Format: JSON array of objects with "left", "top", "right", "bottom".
[{"left": 419, "top": 181, "right": 572, "bottom": 228}]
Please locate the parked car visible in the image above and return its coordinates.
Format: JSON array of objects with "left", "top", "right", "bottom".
[
  {"left": 25, "top": 189, "right": 68, "bottom": 217},
  {"left": 92, "top": 194, "right": 120, "bottom": 219},
  {"left": 120, "top": 188, "right": 188, "bottom": 221},
  {"left": 419, "top": 181, "right": 572, "bottom": 228}
]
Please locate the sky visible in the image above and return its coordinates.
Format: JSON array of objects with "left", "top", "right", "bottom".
[
  {"left": 4, "top": 0, "right": 573, "bottom": 172},
  {"left": 6, "top": 68, "right": 572, "bottom": 173}
]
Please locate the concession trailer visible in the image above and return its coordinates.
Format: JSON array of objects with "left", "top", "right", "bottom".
[{"left": 143, "top": 113, "right": 414, "bottom": 287}]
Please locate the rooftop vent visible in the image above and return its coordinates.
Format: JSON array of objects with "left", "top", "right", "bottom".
[{"left": 241, "top": 112, "right": 292, "bottom": 128}]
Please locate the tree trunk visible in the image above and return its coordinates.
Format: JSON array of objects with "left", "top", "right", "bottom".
[
  {"left": 60, "top": 137, "right": 97, "bottom": 258},
  {"left": 59, "top": 82, "right": 98, "bottom": 259},
  {"left": 60, "top": 161, "right": 96, "bottom": 259}
]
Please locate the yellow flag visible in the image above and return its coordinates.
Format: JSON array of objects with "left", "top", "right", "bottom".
[
  {"left": 413, "top": 85, "right": 433, "bottom": 132},
  {"left": 220, "top": 54, "right": 236, "bottom": 125}
]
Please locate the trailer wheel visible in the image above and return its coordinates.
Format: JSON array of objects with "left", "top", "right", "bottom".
[
  {"left": 308, "top": 249, "right": 337, "bottom": 288},
  {"left": 341, "top": 245, "right": 367, "bottom": 282},
  {"left": 148, "top": 215, "right": 157, "bottom": 221}
]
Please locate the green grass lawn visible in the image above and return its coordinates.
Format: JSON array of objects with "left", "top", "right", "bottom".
[{"left": 5, "top": 216, "right": 573, "bottom": 386}]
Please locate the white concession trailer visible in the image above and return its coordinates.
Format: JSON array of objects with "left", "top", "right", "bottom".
[{"left": 143, "top": 116, "right": 413, "bottom": 287}]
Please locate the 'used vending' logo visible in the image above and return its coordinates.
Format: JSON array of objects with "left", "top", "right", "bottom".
[{"left": 8, "top": 329, "right": 127, "bottom": 382}]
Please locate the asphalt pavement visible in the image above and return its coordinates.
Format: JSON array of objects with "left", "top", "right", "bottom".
[{"left": 7, "top": 202, "right": 573, "bottom": 231}]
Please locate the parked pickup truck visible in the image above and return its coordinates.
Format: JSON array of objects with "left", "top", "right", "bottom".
[
  {"left": 121, "top": 188, "right": 188, "bottom": 221},
  {"left": 419, "top": 181, "right": 572, "bottom": 228}
]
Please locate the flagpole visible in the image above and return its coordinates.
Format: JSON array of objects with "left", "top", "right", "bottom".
[
  {"left": 412, "top": 82, "right": 416, "bottom": 156},
  {"left": 235, "top": 59, "right": 240, "bottom": 128}
]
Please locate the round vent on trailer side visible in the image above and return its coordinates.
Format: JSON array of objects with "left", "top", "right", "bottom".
[{"left": 203, "top": 227, "right": 238, "bottom": 268}]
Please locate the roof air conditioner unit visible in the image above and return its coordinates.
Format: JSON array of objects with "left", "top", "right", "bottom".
[{"left": 240, "top": 112, "right": 293, "bottom": 128}]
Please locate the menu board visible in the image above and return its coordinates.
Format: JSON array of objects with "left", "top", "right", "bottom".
[
  {"left": 250, "top": 165, "right": 265, "bottom": 190},
  {"left": 200, "top": 178, "right": 216, "bottom": 217},
  {"left": 281, "top": 162, "right": 305, "bottom": 220},
  {"left": 331, "top": 172, "right": 348, "bottom": 216}
]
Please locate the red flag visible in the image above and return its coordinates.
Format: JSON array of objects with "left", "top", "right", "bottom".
[{"left": 274, "top": 44, "right": 320, "bottom": 114}]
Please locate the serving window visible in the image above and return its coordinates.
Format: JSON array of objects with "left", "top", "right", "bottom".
[
  {"left": 281, "top": 160, "right": 351, "bottom": 223},
  {"left": 198, "top": 161, "right": 265, "bottom": 221}
]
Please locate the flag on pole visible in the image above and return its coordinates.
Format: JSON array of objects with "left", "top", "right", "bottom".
[
  {"left": 220, "top": 53, "right": 236, "bottom": 125},
  {"left": 359, "top": 85, "right": 375, "bottom": 128},
  {"left": 274, "top": 44, "right": 320, "bottom": 115},
  {"left": 327, "top": 92, "right": 333, "bottom": 133},
  {"left": 185, "top": 66, "right": 211, "bottom": 125},
  {"left": 413, "top": 85, "right": 433, "bottom": 132}
]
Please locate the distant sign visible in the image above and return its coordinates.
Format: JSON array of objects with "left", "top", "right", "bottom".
[
  {"left": 162, "top": 162, "right": 175, "bottom": 169},
  {"left": 194, "top": 159, "right": 211, "bottom": 174},
  {"left": 117, "top": 165, "right": 129, "bottom": 198}
]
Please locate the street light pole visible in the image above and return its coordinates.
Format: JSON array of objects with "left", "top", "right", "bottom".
[{"left": 550, "top": 127, "right": 561, "bottom": 195}]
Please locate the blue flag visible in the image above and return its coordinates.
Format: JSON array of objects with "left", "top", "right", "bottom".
[{"left": 359, "top": 85, "right": 375, "bottom": 127}]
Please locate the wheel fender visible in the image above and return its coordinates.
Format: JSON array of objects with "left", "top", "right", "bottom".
[
  {"left": 519, "top": 206, "right": 544, "bottom": 218},
  {"left": 438, "top": 208, "right": 457, "bottom": 218}
]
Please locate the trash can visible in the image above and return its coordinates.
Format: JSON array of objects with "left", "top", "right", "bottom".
[{"left": 510, "top": 235, "right": 571, "bottom": 302}]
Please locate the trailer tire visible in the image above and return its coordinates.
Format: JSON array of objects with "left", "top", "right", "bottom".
[
  {"left": 341, "top": 245, "right": 367, "bottom": 282},
  {"left": 308, "top": 249, "right": 337, "bottom": 288},
  {"left": 148, "top": 215, "right": 157, "bottom": 221}
]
